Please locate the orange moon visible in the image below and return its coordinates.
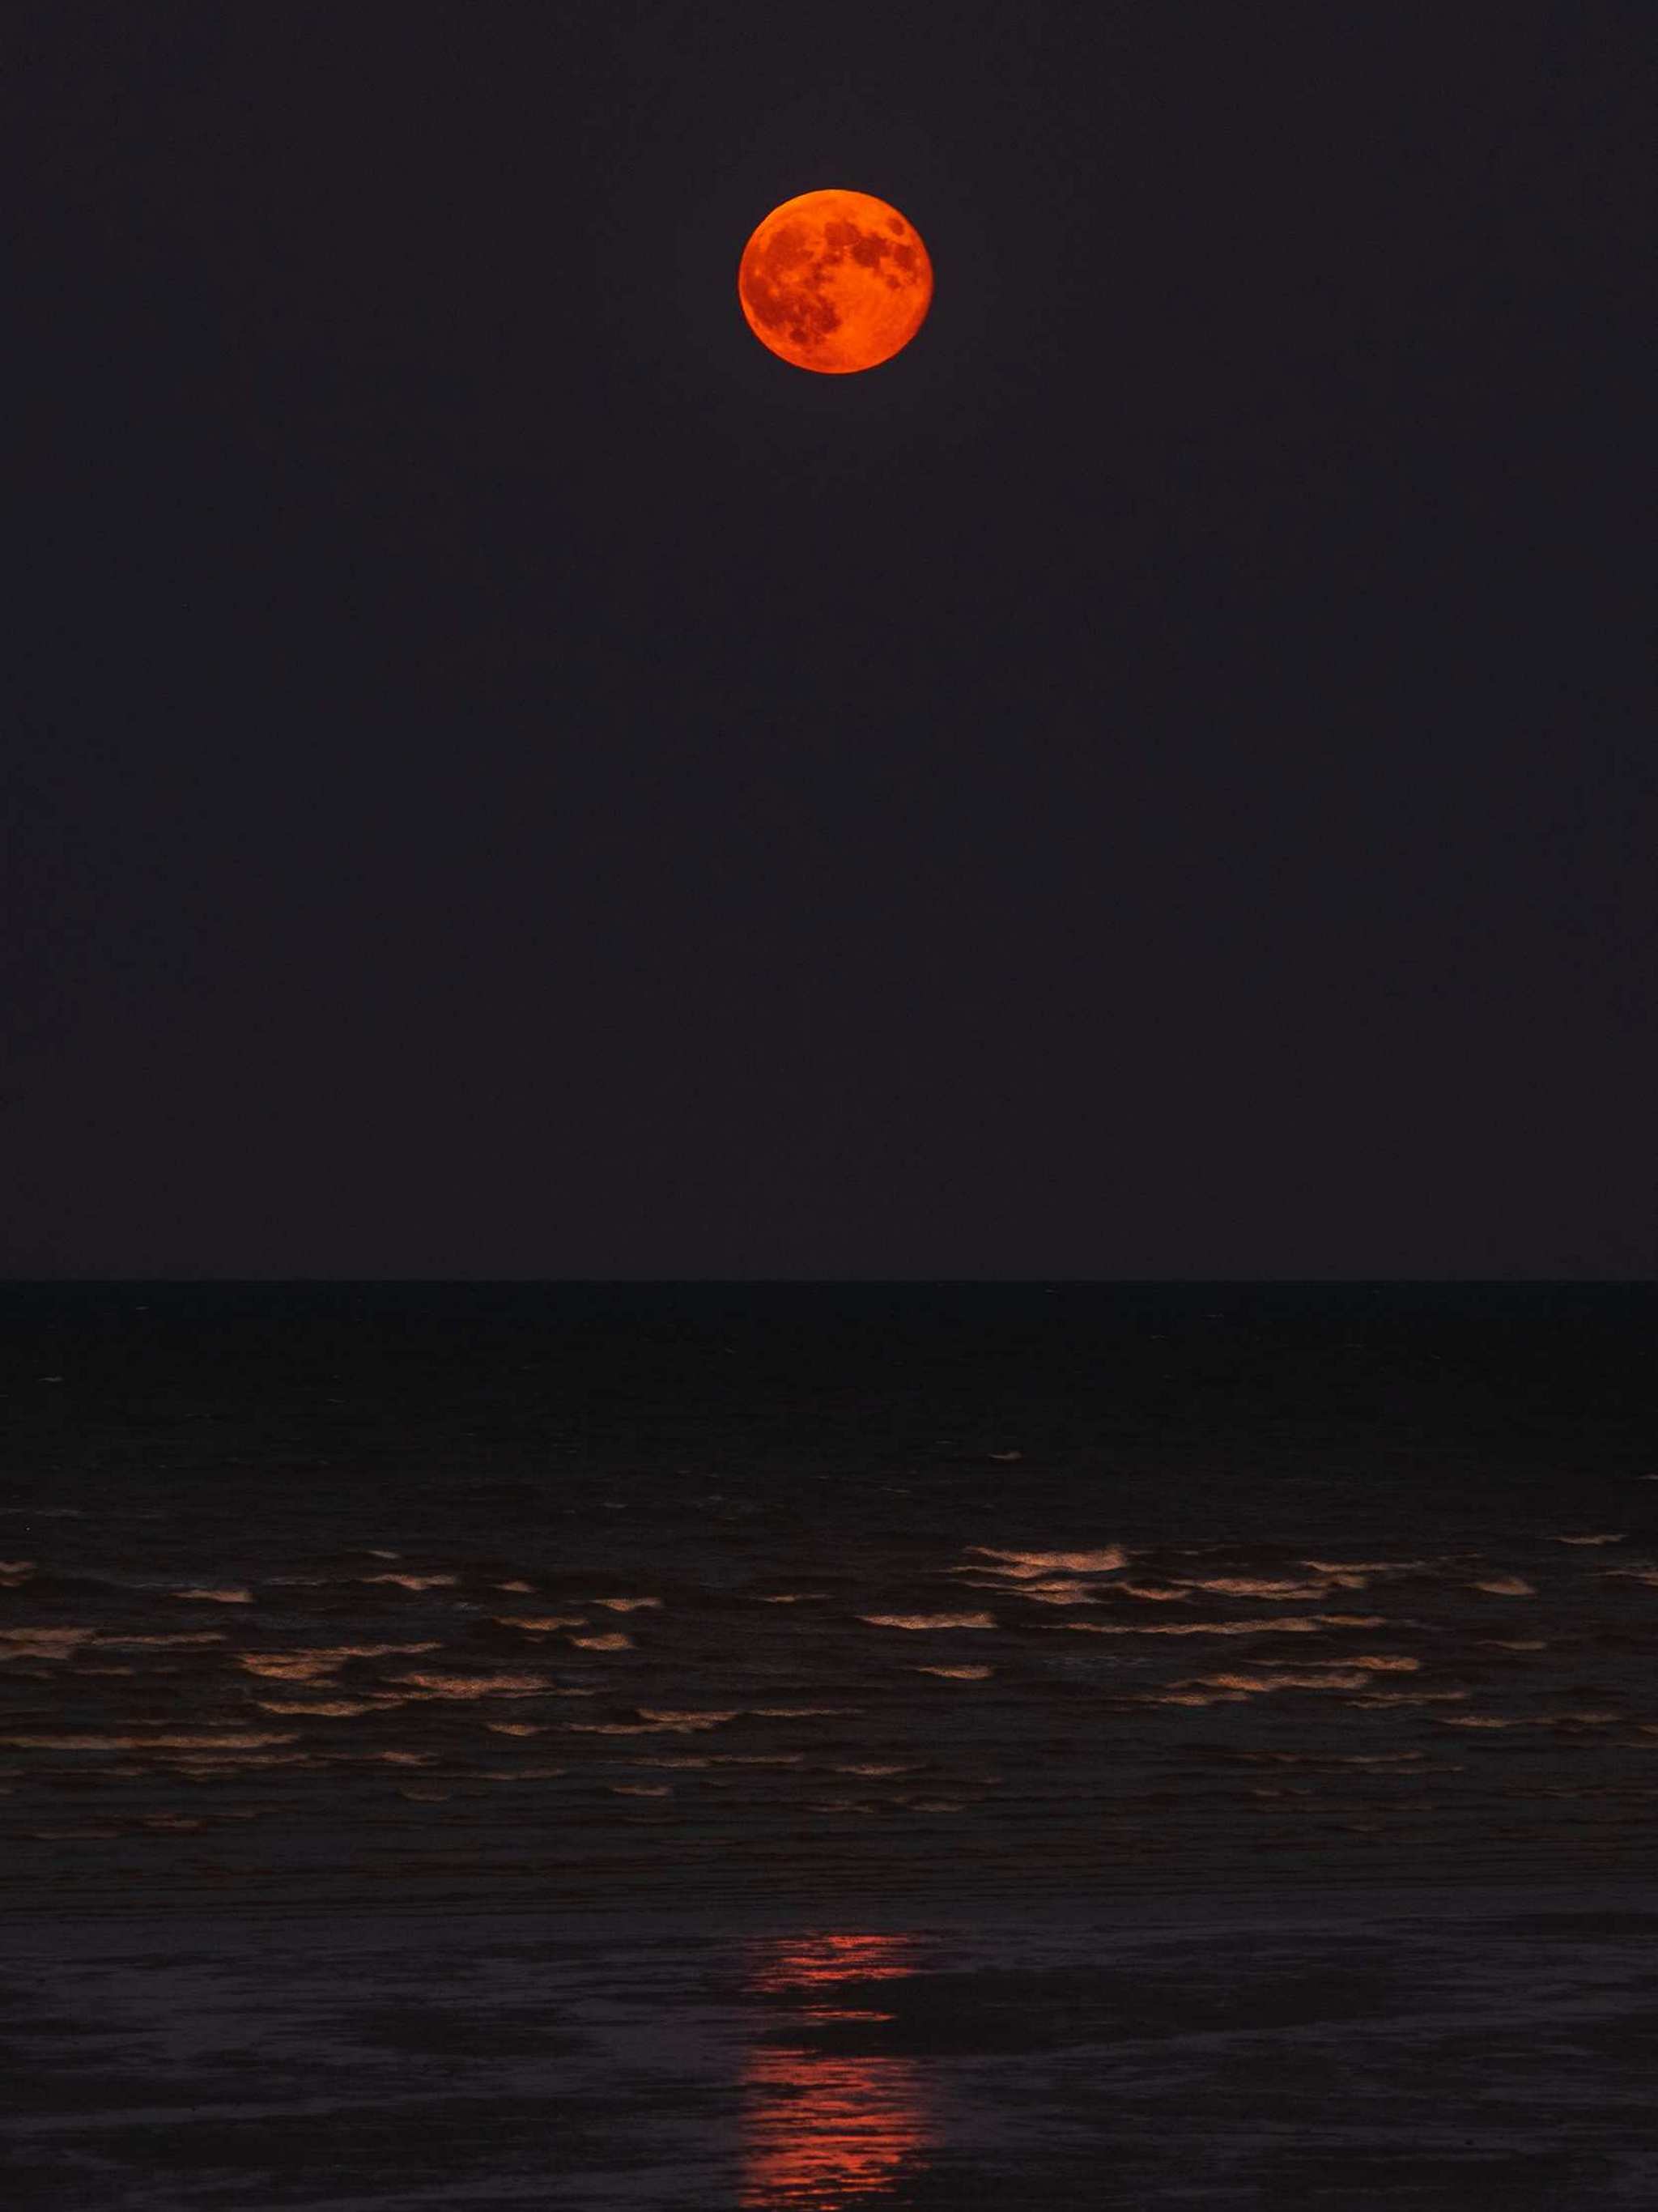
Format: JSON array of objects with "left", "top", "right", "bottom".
[{"left": 738, "top": 189, "right": 933, "bottom": 374}]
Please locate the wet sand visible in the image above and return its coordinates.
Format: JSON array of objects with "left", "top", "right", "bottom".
[{"left": 5, "top": 1880, "right": 1653, "bottom": 2208}]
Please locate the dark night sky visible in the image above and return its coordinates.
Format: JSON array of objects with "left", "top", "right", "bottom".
[{"left": 8, "top": 2, "right": 1652, "bottom": 1278}]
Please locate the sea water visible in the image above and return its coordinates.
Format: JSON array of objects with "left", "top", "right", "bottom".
[{"left": 2, "top": 1282, "right": 1654, "bottom": 2203}]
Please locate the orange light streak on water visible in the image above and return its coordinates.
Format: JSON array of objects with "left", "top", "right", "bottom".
[{"left": 739, "top": 1933, "right": 936, "bottom": 2207}]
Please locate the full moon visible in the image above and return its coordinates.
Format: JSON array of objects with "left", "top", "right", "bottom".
[{"left": 738, "top": 189, "right": 933, "bottom": 374}]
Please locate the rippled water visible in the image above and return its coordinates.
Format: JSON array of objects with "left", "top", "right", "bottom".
[{"left": 2, "top": 1283, "right": 1654, "bottom": 2201}]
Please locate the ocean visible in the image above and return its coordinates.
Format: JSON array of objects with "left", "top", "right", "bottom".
[{"left": 3, "top": 1281, "right": 1655, "bottom": 2205}]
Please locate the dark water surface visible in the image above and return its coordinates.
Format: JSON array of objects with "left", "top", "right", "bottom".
[{"left": 3, "top": 1283, "right": 1655, "bottom": 2203}]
